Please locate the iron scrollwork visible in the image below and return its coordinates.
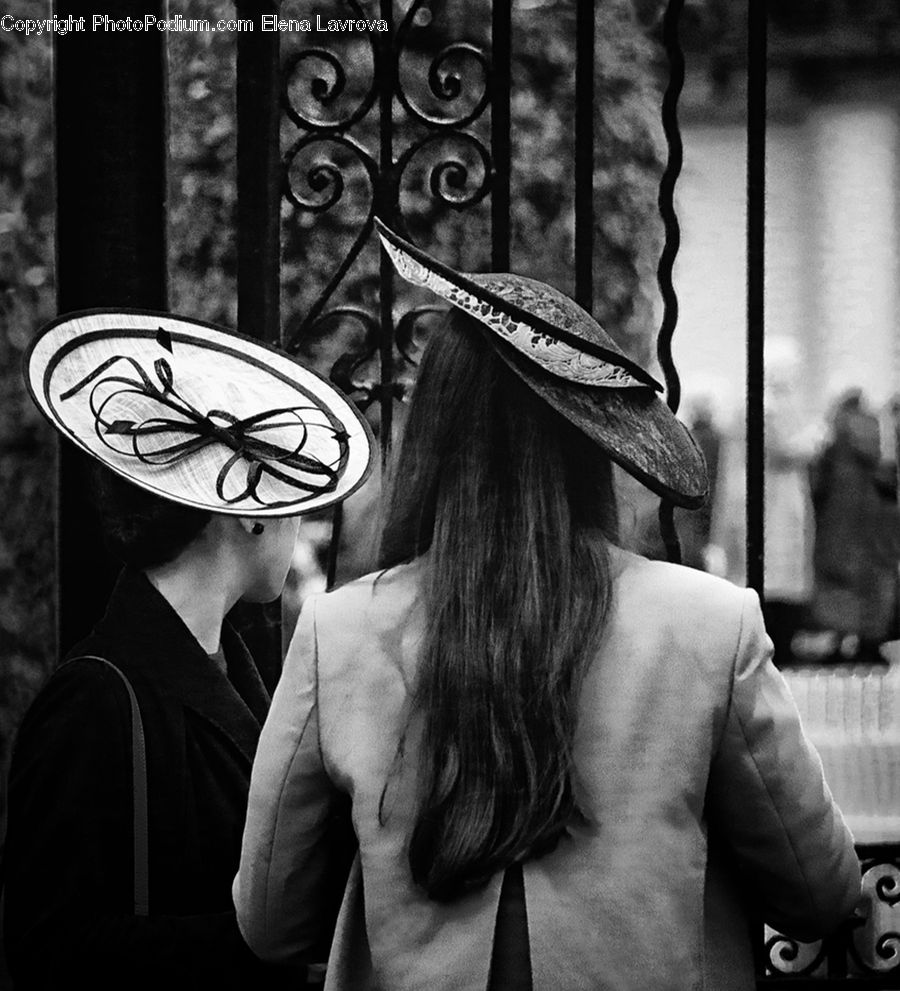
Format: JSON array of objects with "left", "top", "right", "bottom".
[
  {"left": 395, "top": 40, "right": 491, "bottom": 130},
  {"left": 324, "top": 303, "right": 444, "bottom": 409},
  {"left": 875, "top": 866, "right": 900, "bottom": 907},
  {"left": 282, "top": 131, "right": 379, "bottom": 336},
  {"left": 282, "top": 44, "right": 378, "bottom": 131},
  {"left": 846, "top": 851, "right": 900, "bottom": 977},
  {"left": 764, "top": 930, "right": 828, "bottom": 979},
  {"left": 279, "top": 0, "right": 495, "bottom": 416},
  {"left": 295, "top": 305, "right": 382, "bottom": 407},
  {"left": 283, "top": 133, "right": 378, "bottom": 213},
  {"left": 762, "top": 845, "right": 900, "bottom": 982},
  {"left": 395, "top": 131, "right": 492, "bottom": 211}
]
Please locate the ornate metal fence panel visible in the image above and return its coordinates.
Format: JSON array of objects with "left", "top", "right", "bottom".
[
  {"left": 763, "top": 844, "right": 900, "bottom": 987},
  {"left": 277, "top": 0, "right": 507, "bottom": 431}
]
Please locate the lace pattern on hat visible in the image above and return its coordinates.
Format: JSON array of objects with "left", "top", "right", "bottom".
[{"left": 384, "top": 239, "right": 644, "bottom": 388}]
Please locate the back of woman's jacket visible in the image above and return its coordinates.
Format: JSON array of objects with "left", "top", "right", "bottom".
[{"left": 235, "top": 545, "right": 862, "bottom": 991}]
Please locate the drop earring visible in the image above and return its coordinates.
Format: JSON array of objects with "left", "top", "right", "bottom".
[{"left": 251, "top": 523, "right": 265, "bottom": 536}]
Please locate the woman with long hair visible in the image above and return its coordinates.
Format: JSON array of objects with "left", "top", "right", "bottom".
[
  {"left": 3, "top": 311, "right": 372, "bottom": 990},
  {"left": 235, "top": 225, "right": 860, "bottom": 990}
]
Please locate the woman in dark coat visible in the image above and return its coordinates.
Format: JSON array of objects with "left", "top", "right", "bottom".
[
  {"left": 810, "top": 390, "right": 899, "bottom": 658},
  {"left": 3, "top": 310, "right": 373, "bottom": 989}
]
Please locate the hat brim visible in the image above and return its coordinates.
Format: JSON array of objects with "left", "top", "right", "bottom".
[
  {"left": 375, "top": 219, "right": 661, "bottom": 391},
  {"left": 25, "top": 308, "right": 375, "bottom": 517},
  {"left": 492, "top": 335, "right": 708, "bottom": 508}
]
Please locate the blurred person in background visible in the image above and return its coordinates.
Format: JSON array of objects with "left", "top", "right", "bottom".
[
  {"left": 808, "top": 389, "right": 900, "bottom": 662},
  {"left": 709, "top": 337, "right": 821, "bottom": 666}
]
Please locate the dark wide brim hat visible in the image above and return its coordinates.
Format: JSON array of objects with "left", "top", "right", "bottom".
[
  {"left": 375, "top": 220, "right": 708, "bottom": 508},
  {"left": 25, "top": 309, "right": 375, "bottom": 517}
]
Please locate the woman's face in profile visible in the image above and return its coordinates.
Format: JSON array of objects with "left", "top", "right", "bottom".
[{"left": 240, "top": 516, "right": 303, "bottom": 604}]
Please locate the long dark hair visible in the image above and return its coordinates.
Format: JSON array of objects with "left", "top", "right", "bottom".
[{"left": 379, "top": 310, "right": 618, "bottom": 902}]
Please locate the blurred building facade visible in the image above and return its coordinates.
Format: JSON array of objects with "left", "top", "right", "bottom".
[{"left": 675, "top": 1, "right": 900, "bottom": 433}]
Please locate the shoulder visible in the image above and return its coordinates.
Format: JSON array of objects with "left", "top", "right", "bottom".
[
  {"left": 609, "top": 545, "right": 760, "bottom": 664},
  {"left": 26, "top": 655, "right": 132, "bottom": 720},
  {"left": 288, "top": 561, "right": 425, "bottom": 696},
  {"left": 10, "top": 656, "right": 133, "bottom": 781},
  {"left": 32, "top": 651, "right": 127, "bottom": 712},
  {"left": 612, "top": 545, "right": 751, "bottom": 616},
  {"left": 307, "top": 559, "right": 423, "bottom": 636}
]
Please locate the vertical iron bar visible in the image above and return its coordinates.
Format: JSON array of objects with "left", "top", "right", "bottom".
[
  {"left": 746, "top": 0, "right": 767, "bottom": 598},
  {"left": 656, "top": 0, "right": 685, "bottom": 565},
  {"left": 377, "top": 0, "right": 396, "bottom": 472},
  {"left": 236, "top": 1, "right": 282, "bottom": 347},
  {"left": 574, "top": 0, "right": 594, "bottom": 313},
  {"left": 54, "top": 0, "right": 168, "bottom": 654},
  {"left": 491, "top": 0, "right": 512, "bottom": 272},
  {"left": 233, "top": 1, "right": 283, "bottom": 687}
]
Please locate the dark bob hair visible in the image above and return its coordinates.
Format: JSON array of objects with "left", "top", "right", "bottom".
[{"left": 90, "top": 464, "right": 212, "bottom": 569}]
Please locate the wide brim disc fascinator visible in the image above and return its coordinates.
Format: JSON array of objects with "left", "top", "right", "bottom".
[
  {"left": 25, "top": 309, "right": 375, "bottom": 517},
  {"left": 375, "top": 219, "right": 708, "bottom": 509}
]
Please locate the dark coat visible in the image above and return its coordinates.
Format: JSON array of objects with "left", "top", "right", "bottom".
[
  {"left": 3, "top": 569, "right": 294, "bottom": 990},
  {"left": 811, "top": 414, "right": 900, "bottom": 640}
]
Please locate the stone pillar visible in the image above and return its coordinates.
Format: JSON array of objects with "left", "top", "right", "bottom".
[{"left": 810, "top": 105, "right": 898, "bottom": 414}]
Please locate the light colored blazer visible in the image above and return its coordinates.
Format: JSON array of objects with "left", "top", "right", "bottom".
[{"left": 234, "top": 545, "right": 861, "bottom": 991}]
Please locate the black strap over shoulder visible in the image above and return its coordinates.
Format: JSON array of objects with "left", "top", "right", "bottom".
[{"left": 70, "top": 655, "right": 149, "bottom": 917}]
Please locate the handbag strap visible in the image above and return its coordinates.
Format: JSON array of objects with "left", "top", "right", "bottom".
[{"left": 72, "top": 655, "right": 149, "bottom": 917}]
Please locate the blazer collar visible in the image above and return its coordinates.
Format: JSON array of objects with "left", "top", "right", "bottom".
[{"left": 90, "top": 568, "right": 271, "bottom": 766}]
